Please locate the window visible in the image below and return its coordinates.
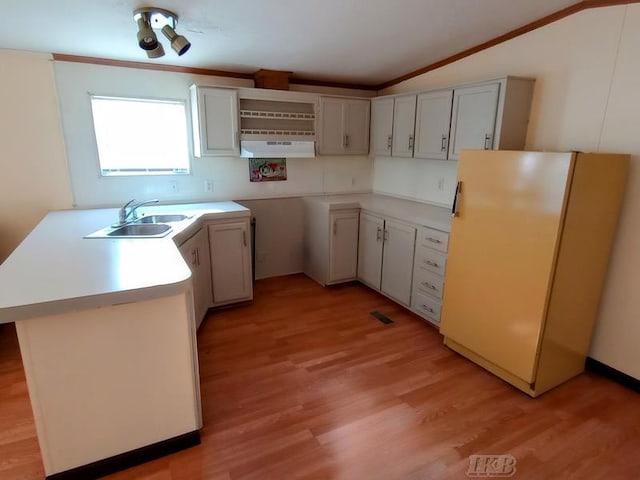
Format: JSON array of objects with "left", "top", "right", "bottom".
[{"left": 90, "top": 95, "right": 190, "bottom": 176}]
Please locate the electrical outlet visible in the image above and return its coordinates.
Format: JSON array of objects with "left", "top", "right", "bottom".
[
  {"left": 204, "top": 179, "right": 214, "bottom": 193},
  {"left": 168, "top": 180, "right": 179, "bottom": 194},
  {"left": 437, "top": 177, "right": 445, "bottom": 191}
]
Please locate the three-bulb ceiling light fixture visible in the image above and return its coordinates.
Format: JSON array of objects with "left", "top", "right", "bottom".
[{"left": 133, "top": 7, "right": 191, "bottom": 59}]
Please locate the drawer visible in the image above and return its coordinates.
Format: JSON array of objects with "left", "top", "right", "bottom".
[
  {"left": 414, "top": 248, "right": 447, "bottom": 276},
  {"left": 417, "top": 226, "right": 449, "bottom": 253},
  {"left": 412, "top": 291, "right": 442, "bottom": 324},
  {"left": 413, "top": 268, "right": 444, "bottom": 299}
]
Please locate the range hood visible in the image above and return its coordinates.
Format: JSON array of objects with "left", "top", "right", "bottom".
[{"left": 240, "top": 140, "right": 315, "bottom": 158}]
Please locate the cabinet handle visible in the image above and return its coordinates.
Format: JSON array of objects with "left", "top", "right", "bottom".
[
  {"left": 191, "top": 249, "right": 197, "bottom": 267},
  {"left": 424, "top": 260, "right": 439, "bottom": 268},
  {"left": 441, "top": 134, "right": 447, "bottom": 152},
  {"left": 426, "top": 237, "right": 442, "bottom": 244},
  {"left": 242, "top": 230, "right": 247, "bottom": 246},
  {"left": 451, "top": 181, "right": 462, "bottom": 218},
  {"left": 383, "top": 229, "right": 389, "bottom": 242},
  {"left": 484, "top": 134, "right": 492, "bottom": 150},
  {"left": 387, "top": 135, "right": 393, "bottom": 150},
  {"left": 333, "top": 220, "right": 337, "bottom": 236},
  {"left": 422, "top": 305, "right": 435, "bottom": 313},
  {"left": 343, "top": 134, "right": 350, "bottom": 149},
  {"left": 196, "top": 248, "right": 200, "bottom": 266},
  {"left": 376, "top": 226, "right": 382, "bottom": 241},
  {"left": 421, "top": 281, "right": 437, "bottom": 290},
  {"left": 408, "top": 135, "right": 414, "bottom": 150}
]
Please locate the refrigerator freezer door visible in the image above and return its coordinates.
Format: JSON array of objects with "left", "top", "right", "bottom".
[{"left": 440, "top": 150, "right": 574, "bottom": 383}]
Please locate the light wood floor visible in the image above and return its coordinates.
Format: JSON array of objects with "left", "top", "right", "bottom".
[{"left": 1, "top": 274, "right": 640, "bottom": 479}]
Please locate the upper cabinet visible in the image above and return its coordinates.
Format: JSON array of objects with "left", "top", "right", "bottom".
[
  {"left": 190, "top": 86, "right": 239, "bottom": 157},
  {"left": 370, "top": 97, "right": 395, "bottom": 156},
  {"left": 318, "top": 97, "right": 370, "bottom": 155},
  {"left": 391, "top": 95, "right": 417, "bottom": 158},
  {"left": 448, "top": 83, "right": 499, "bottom": 161},
  {"left": 414, "top": 89, "right": 454, "bottom": 160},
  {"left": 370, "top": 94, "right": 419, "bottom": 158},
  {"left": 371, "top": 76, "right": 535, "bottom": 161}
]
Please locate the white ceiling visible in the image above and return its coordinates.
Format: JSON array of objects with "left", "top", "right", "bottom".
[{"left": 1, "top": 0, "right": 579, "bottom": 86}]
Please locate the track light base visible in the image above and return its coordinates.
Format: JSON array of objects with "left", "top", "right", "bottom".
[{"left": 133, "top": 7, "right": 178, "bottom": 30}]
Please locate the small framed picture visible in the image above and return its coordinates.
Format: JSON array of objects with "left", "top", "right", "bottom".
[{"left": 249, "top": 158, "right": 287, "bottom": 182}]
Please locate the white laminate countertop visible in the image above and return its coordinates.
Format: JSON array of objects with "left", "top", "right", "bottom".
[
  {"left": 304, "top": 194, "right": 452, "bottom": 232},
  {"left": 0, "top": 202, "right": 250, "bottom": 323}
]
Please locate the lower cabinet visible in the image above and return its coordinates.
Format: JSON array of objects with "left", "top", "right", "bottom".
[
  {"left": 208, "top": 219, "right": 253, "bottom": 306},
  {"left": 411, "top": 226, "right": 449, "bottom": 326},
  {"left": 303, "top": 197, "right": 451, "bottom": 325},
  {"left": 177, "top": 217, "right": 253, "bottom": 327},
  {"left": 178, "top": 228, "right": 212, "bottom": 329},
  {"left": 358, "top": 212, "right": 416, "bottom": 307},
  {"left": 328, "top": 211, "right": 360, "bottom": 283},
  {"left": 303, "top": 197, "right": 359, "bottom": 286}
]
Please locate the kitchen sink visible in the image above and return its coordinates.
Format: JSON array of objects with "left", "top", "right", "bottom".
[
  {"left": 135, "top": 214, "right": 191, "bottom": 224},
  {"left": 106, "top": 224, "right": 172, "bottom": 237}
]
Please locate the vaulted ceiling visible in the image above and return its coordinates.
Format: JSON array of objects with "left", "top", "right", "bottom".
[{"left": 1, "top": 0, "right": 585, "bottom": 86}]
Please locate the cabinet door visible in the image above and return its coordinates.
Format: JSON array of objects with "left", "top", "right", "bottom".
[
  {"left": 414, "top": 90, "right": 454, "bottom": 160},
  {"left": 193, "top": 228, "right": 212, "bottom": 327},
  {"left": 370, "top": 97, "right": 395, "bottom": 156},
  {"left": 381, "top": 220, "right": 416, "bottom": 306},
  {"left": 329, "top": 211, "right": 359, "bottom": 283},
  {"left": 344, "top": 100, "right": 370, "bottom": 154},
  {"left": 319, "top": 97, "right": 346, "bottom": 155},
  {"left": 179, "top": 232, "right": 199, "bottom": 315},
  {"left": 357, "top": 213, "right": 384, "bottom": 289},
  {"left": 391, "top": 95, "right": 417, "bottom": 157},
  {"left": 179, "top": 229, "right": 213, "bottom": 328},
  {"left": 449, "top": 83, "right": 500, "bottom": 161},
  {"left": 195, "top": 87, "right": 239, "bottom": 157},
  {"left": 208, "top": 221, "right": 252, "bottom": 305}
]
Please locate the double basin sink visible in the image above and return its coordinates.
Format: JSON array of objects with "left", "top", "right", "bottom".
[{"left": 87, "top": 214, "right": 192, "bottom": 239}]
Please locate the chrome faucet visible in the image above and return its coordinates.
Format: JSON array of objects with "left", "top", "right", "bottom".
[{"left": 118, "top": 199, "right": 159, "bottom": 225}]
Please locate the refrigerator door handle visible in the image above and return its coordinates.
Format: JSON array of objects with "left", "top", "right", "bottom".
[{"left": 451, "top": 181, "right": 462, "bottom": 217}]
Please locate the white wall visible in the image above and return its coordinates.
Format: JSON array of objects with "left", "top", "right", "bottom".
[
  {"left": 375, "top": 5, "right": 640, "bottom": 378},
  {"left": 0, "top": 50, "right": 74, "bottom": 262},
  {"left": 54, "top": 61, "right": 373, "bottom": 208},
  {"left": 237, "top": 198, "right": 305, "bottom": 279}
]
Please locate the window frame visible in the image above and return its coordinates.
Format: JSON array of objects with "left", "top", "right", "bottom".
[{"left": 88, "top": 94, "right": 192, "bottom": 177}]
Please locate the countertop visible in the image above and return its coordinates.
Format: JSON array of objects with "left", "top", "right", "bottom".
[
  {"left": 304, "top": 194, "right": 452, "bottom": 232},
  {"left": 0, "top": 202, "right": 249, "bottom": 323}
]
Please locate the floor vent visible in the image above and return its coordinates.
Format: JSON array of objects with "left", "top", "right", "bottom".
[{"left": 370, "top": 311, "right": 393, "bottom": 324}]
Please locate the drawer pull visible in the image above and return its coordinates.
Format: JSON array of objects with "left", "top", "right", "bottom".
[
  {"left": 424, "top": 260, "right": 439, "bottom": 268},
  {"left": 426, "top": 237, "right": 442, "bottom": 244},
  {"left": 376, "top": 226, "right": 382, "bottom": 241},
  {"left": 422, "top": 305, "right": 435, "bottom": 313},
  {"left": 421, "top": 281, "right": 437, "bottom": 290}
]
